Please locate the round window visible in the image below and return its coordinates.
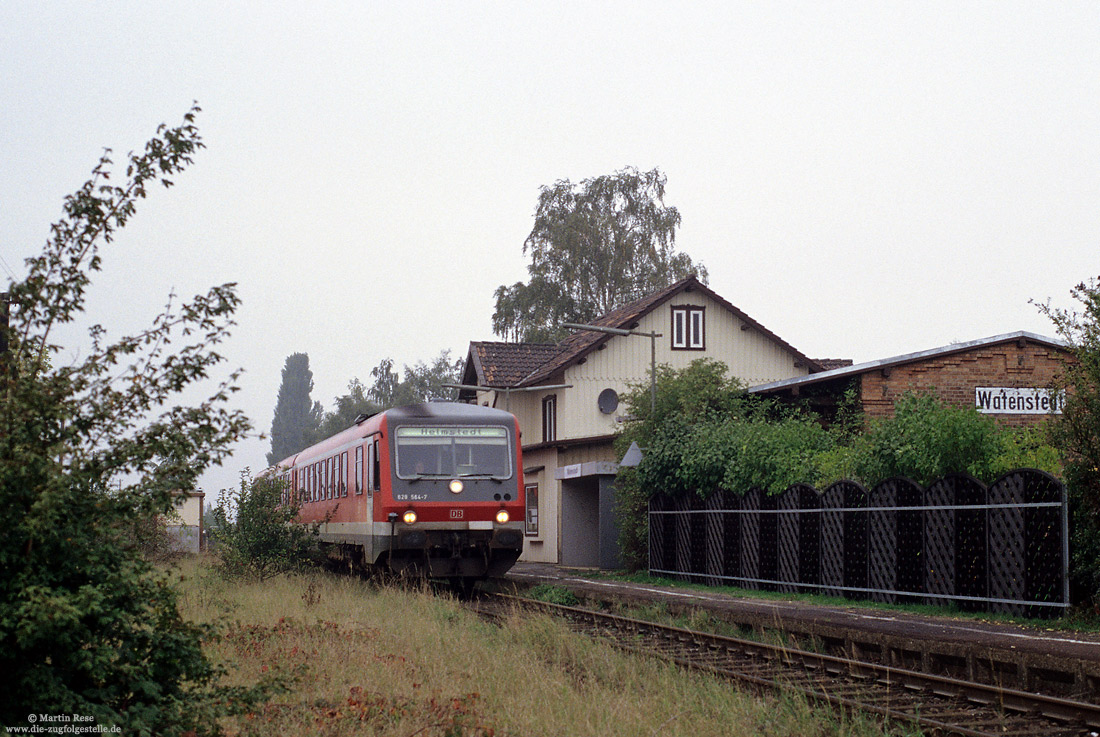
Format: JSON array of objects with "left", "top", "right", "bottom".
[{"left": 598, "top": 388, "right": 619, "bottom": 414}]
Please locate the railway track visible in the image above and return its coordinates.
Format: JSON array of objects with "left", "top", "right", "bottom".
[{"left": 469, "top": 593, "right": 1100, "bottom": 737}]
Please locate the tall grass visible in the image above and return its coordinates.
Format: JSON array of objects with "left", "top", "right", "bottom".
[{"left": 174, "top": 557, "right": 913, "bottom": 736}]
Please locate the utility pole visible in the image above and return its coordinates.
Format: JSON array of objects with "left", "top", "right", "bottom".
[
  {"left": 0, "top": 292, "right": 9, "bottom": 377},
  {"left": 0, "top": 292, "right": 8, "bottom": 357}
]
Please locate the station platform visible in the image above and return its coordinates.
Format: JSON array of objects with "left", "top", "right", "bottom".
[{"left": 503, "top": 562, "right": 1100, "bottom": 700}]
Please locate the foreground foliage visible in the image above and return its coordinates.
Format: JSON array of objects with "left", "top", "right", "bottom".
[
  {"left": 0, "top": 106, "right": 258, "bottom": 733},
  {"left": 178, "top": 559, "right": 901, "bottom": 737}
]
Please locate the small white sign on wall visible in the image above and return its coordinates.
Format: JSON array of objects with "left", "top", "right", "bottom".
[{"left": 974, "top": 387, "right": 1065, "bottom": 414}]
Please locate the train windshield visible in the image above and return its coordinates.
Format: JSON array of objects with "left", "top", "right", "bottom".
[{"left": 394, "top": 426, "right": 512, "bottom": 480}]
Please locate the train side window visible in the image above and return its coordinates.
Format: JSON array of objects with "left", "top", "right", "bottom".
[
  {"left": 366, "top": 442, "right": 375, "bottom": 495},
  {"left": 334, "top": 453, "right": 341, "bottom": 497},
  {"left": 341, "top": 451, "right": 348, "bottom": 496},
  {"left": 355, "top": 446, "right": 363, "bottom": 495},
  {"left": 327, "top": 457, "right": 333, "bottom": 499},
  {"left": 372, "top": 439, "right": 381, "bottom": 492}
]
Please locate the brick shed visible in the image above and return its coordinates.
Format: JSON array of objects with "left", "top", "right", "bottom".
[{"left": 749, "top": 331, "right": 1071, "bottom": 428}]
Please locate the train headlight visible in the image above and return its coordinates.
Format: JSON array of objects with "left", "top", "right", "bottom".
[
  {"left": 495, "top": 509, "right": 510, "bottom": 525},
  {"left": 402, "top": 510, "right": 418, "bottom": 525},
  {"left": 449, "top": 479, "right": 464, "bottom": 494}
]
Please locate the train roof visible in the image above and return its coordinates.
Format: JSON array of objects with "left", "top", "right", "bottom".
[{"left": 382, "top": 402, "right": 515, "bottom": 424}]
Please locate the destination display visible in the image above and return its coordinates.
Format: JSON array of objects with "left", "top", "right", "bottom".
[
  {"left": 396, "top": 427, "right": 507, "bottom": 438},
  {"left": 974, "top": 387, "right": 1065, "bottom": 415}
]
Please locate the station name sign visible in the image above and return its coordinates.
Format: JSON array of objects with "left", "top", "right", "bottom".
[{"left": 974, "top": 387, "right": 1065, "bottom": 415}]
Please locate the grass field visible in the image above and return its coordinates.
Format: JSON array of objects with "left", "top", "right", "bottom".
[{"left": 175, "top": 557, "right": 917, "bottom": 736}]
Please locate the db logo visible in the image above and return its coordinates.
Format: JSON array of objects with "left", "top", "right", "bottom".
[{"left": 449, "top": 509, "right": 464, "bottom": 519}]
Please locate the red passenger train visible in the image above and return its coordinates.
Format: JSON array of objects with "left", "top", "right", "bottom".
[{"left": 272, "top": 402, "right": 525, "bottom": 587}]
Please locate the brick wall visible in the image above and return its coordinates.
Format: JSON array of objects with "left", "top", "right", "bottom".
[{"left": 859, "top": 339, "right": 1069, "bottom": 428}]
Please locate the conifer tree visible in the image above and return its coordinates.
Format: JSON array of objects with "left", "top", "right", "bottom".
[{"left": 267, "top": 352, "right": 323, "bottom": 465}]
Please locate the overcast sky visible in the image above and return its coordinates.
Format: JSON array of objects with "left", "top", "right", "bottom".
[{"left": 3, "top": 2, "right": 1097, "bottom": 496}]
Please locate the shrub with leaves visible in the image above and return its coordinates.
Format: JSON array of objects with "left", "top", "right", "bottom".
[
  {"left": 612, "top": 360, "right": 1062, "bottom": 570},
  {"left": 1038, "top": 277, "right": 1100, "bottom": 604},
  {"left": 851, "top": 392, "right": 1005, "bottom": 486},
  {"left": 0, "top": 105, "right": 261, "bottom": 734},
  {"left": 211, "top": 470, "right": 323, "bottom": 581}
]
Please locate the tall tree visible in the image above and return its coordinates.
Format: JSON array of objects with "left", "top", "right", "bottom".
[
  {"left": 314, "top": 377, "right": 379, "bottom": 440},
  {"left": 312, "top": 351, "right": 463, "bottom": 440},
  {"left": 494, "top": 166, "right": 708, "bottom": 342},
  {"left": 267, "top": 352, "right": 323, "bottom": 466},
  {"left": 0, "top": 105, "right": 259, "bottom": 731}
]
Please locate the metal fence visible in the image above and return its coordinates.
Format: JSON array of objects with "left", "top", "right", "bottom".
[{"left": 648, "top": 469, "right": 1068, "bottom": 617}]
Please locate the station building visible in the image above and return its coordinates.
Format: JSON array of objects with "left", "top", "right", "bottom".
[
  {"left": 458, "top": 275, "right": 827, "bottom": 568},
  {"left": 749, "top": 331, "right": 1071, "bottom": 429}
]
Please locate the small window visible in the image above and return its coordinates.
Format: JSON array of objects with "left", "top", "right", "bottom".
[
  {"left": 371, "top": 439, "right": 381, "bottom": 492},
  {"left": 355, "top": 446, "right": 363, "bottom": 495},
  {"left": 542, "top": 395, "right": 557, "bottom": 443},
  {"left": 525, "top": 483, "right": 539, "bottom": 537},
  {"left": 341, "top": 451, "right": 348, "bottom": 496},
  {"left": 671, "top": 305, "right": 705, "bottom": 350}
]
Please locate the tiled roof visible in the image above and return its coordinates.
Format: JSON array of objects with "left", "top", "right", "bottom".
[
  {"left": 464, "top": 275, "right": 820, "bottom": 391},
  {"left": 814, "top": 358, "right": 854, "bottom": 371},
  {"left": 467, "top": 341, "right": 563, "bottom": 388}
]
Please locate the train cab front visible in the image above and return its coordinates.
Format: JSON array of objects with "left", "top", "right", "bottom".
[{"left": 380, "top": 409, "right": 525, "bottom": 580}]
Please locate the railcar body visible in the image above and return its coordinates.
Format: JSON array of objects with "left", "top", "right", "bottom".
[{"left": 274, "top": 402, "right": 525, "bottom": 583}]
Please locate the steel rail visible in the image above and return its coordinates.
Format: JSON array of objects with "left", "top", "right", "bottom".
[{"left": 480, "top": 593, "right": 1100, "bottom": 737}]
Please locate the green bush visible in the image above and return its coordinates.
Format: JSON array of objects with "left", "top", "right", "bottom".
[
  {"left": 613, "top": 359, "right": 1066, "bottom": 571},
  {"left": 1038, "top": 277, "right": 1100, "bottom": 605},
  {"left": 211, "top": 471, "right": 323, "bottom": 581},
  {"left": 852, "top": 392, "right": 1005, "bottom": 485}
]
